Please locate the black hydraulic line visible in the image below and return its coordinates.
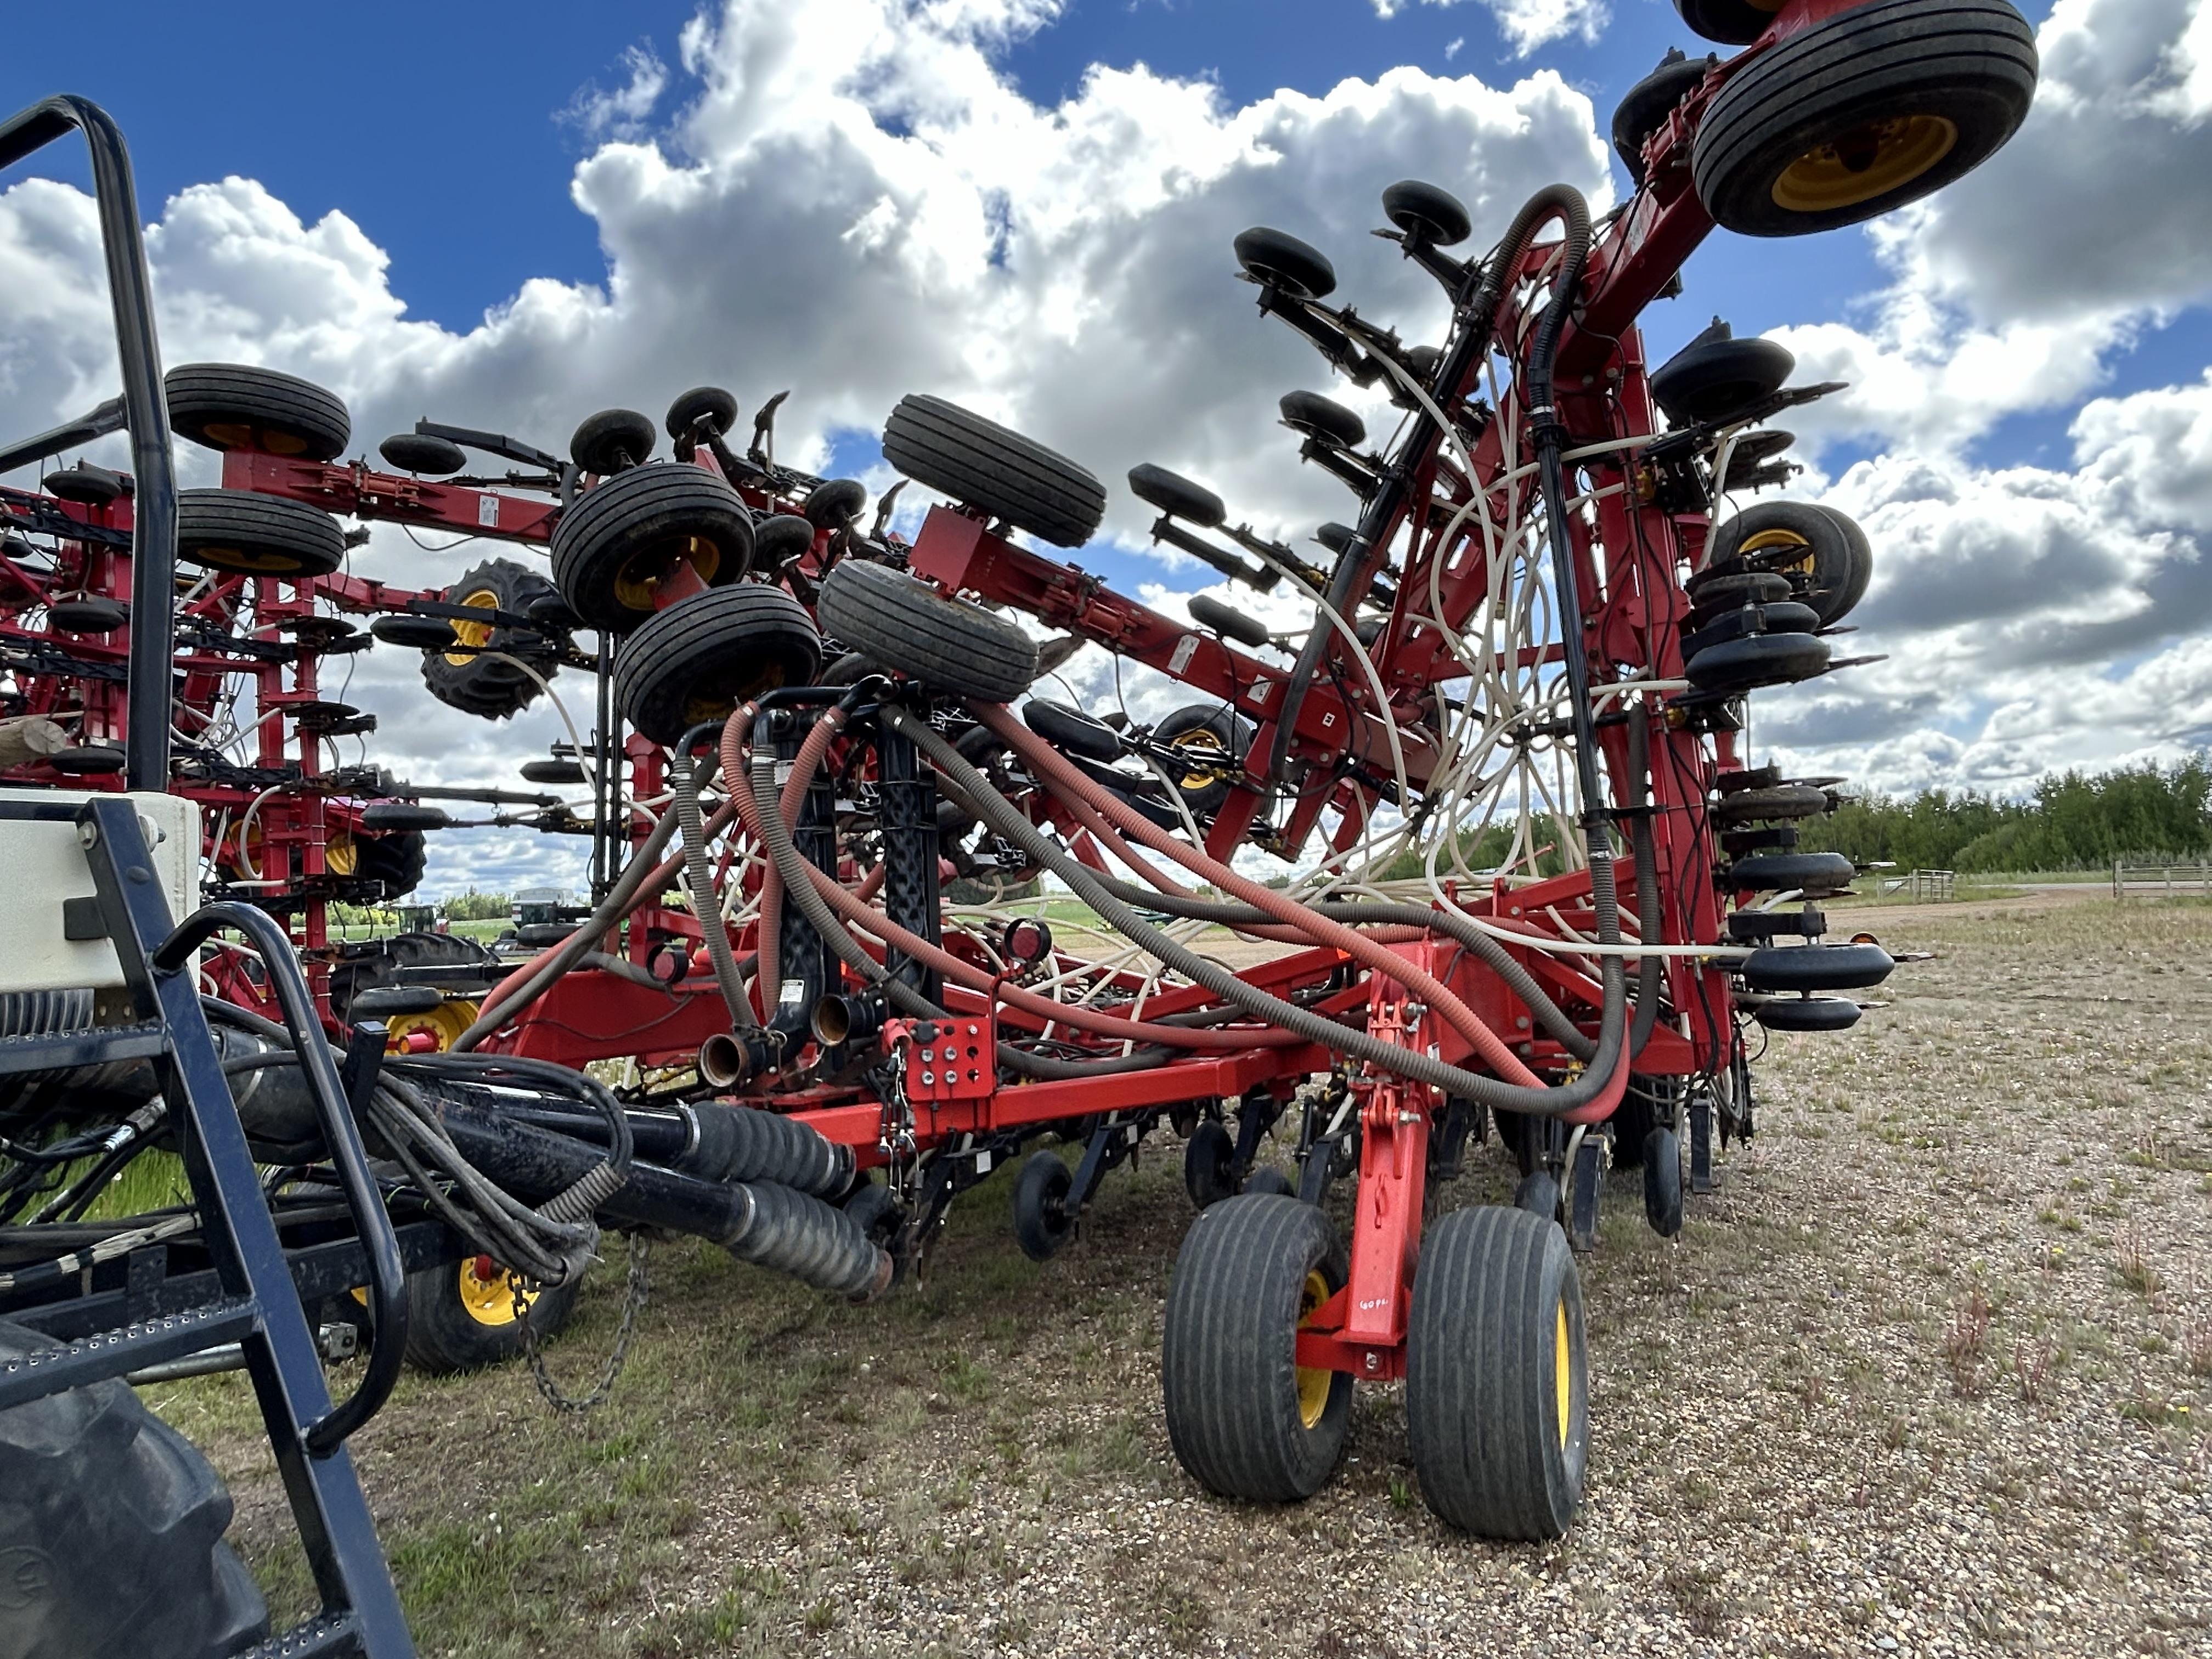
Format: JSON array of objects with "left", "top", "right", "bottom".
[
  {"left": 1626, "top": 706, "right": 1664, "bottom": 1060},
  {"left": 0, "top": 99, "right": 177, "bottom": 791}
]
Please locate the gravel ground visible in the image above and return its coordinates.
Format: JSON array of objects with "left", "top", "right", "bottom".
[{"left": 158, "top": 891, "right": 2212, "bottom": 1656}]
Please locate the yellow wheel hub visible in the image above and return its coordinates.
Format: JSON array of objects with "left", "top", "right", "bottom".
[
  {"left": 1167, "top": 727, "right": 1231, "bottom": 792},
  {"left": 1553, "top": 1302, "right": 1572, "bottom": 1449},
  {"left": 612, "top": 535, "right": 723, "bottom": 614},
  {"left": 444, "top": 588, "right": 499, "bottom": 665},
  {"left": 456, "top": 1256, "right": 539, "bottom": 1328},
  {"left": 325, "top": 832, "right": 359, "bottom": 878},
  {"left": 383, "top": 998, "right": 479, "bottom": 1053},
  {"left": 1773, "top": 115, "right": 1957, "bottom": 215},
  {"left": 1736, "top": 525, "right": 1815, "bottom": 579},
  {"left": 1295, "top": 1269, "right": 1334, "bottom": 1431}
]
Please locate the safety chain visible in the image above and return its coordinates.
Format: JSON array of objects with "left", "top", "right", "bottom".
[{"left": 515, "top": 1230, "right": 651, "bottom": 1415}]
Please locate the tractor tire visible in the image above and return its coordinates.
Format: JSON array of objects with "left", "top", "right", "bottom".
[
  {"left": 1691, "top": 0, "right": 2039, "bottom": 238},
  {"left": 166, "top": 362, "right": 349, "bottom": 461},
  {"left": 1706, "top": 500, "right": 1871, "bottom": 625},
  {"left": 0, "top": 1318, "right": 269, "bottom": 1658},
  {"left": 613, "top": 584, "right": 822, "bottom": 746},
  {"left": 816, "top": 558, "right": 1037, "bottom": 701},
  {"left": 341, "top": 828, "right": 427, "bottom": 903},
  {"left": 176, "top": 489, "right": 344, "bottom": 578},
  {"left": 551, "top": 462, "right": 753, "bottom": 634},
  {"left": 1161, "top": 1194, "right": 1352, "bottom": 1503},
  {"left": 882, "top": 395, "right": 1105, "bottom": 548},
  {"left": 419, "top": 557, "right": 568, "bottom": 721},
  {"left": 1012, "top": 1149, "right": 1077, "bottom": 1262},
  {"left": 1152, "top": 705, "right": 1254, "bottom": 821},
  {"left": 1405, "top": 1204, "right": 1589, "bottom": 1539},
  {"left": 401, "top": 1256, "right": 583, "bottom": 1375}
]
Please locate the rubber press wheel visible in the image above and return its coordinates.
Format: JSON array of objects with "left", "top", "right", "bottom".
[
  {"left": 551, "top": 461, "right": 754, "bottom": 633},
  {"left": 419, "top": 556, "right": 568, "bottom": 720},
  {"left": 1406, "top": 1204, "right": 1589, "bottom": 1539},
  {"left": 816, "top": 558, "right": 1039, "bottom": 701},
  {"left": 613, "top": 583, "right": 822, "bottom": 745},
  {"left": 1691, "top": 0, "right": 2039, "bottom": 238},
  {"left": 401, "top": 1256, "right": 583, "bottom": 1375},
  {"left": 175, "top": 489, "right": 344, "bottom": 577},
  {"left": 166, "top": 361, "right": 351, "bottom": 461},
  {"left": 1153, "top": 704, "right": 1254, "bottom": 821},
  {"left": 882, "top": 394, "right": 1106, "bottom": 548},
  {"left": 1012, "top": 1149, "right": 1077, "bottom": 1262},
  {"left": 0, "top": 1318, "right": 269, "bottom": 1658},
  {"left": 1161, "top": 1194, "right": 1352, "bottom": 1503}
]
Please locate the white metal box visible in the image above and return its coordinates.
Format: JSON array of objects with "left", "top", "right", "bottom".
[{"left": 0, "top": 788, "right": 202, "bottom": 993}]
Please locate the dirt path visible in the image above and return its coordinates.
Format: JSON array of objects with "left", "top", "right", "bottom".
[{"left": 154, "top": 896, "right": 2212, "bottom": 1656}]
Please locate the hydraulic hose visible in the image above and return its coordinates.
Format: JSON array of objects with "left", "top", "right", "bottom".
[
  {"left": 1626, "top": 705, "right": 1664, "bottom": 1060},
  {"left": 900, "top": 705, "right": 1624, "bottom": 1117}
]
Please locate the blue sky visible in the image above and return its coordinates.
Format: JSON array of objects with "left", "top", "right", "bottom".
[{"left": 2, "top": 0, "right": 2206, "bottom": 895}]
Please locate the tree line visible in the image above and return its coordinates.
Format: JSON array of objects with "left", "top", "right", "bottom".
[{"left": 1797, "top": 757, "right": 2212, "bottom": 873}]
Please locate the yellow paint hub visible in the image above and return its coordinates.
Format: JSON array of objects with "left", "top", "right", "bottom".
[
  {"left": 456, "top": 1256, "right": 539, "bottom": 1328},
  {"left": 612, "top": 534, "right": 723, "bottom": 614},
  {"left": 444, "top": 588, "right": 500, "bottom": 665},
  {"left": 1296, "top": 1269, "right": 1333, "bottom": 1431},
  {"left": 325, "top": 832, "right": 359, "bottom": 878},
  {"left": 1554, "top": 1302, "right": 1571, "bottom": 1449},
  {"left": 383, "top": 998, "right": 479, "bottom": 1053},
  {"left": 1167, "top": 726, "right": 1232, "bottom": 792},
  {"left": 1737, "top": 525, "right": 1815, "bottom": 579},
  {"left": 1773, "top": 115, "right": 1957, "bottom": 214}
]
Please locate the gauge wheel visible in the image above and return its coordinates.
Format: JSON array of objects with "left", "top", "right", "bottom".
[
  {"left": 400, "top": 1255, "right": 583, "bottom": 1374},
  {"left": 613, "top": 583, "right": 822, "bottom": 745},
  {"left": 551, "top": 461, "right": 754, "bottom": 633},
  {"left": 1691, "top": 0, "right": 2038, "bottom": 238},
  {"left": 816, "top": 557, "right": 1038, "bottom": 702},
  {"left": 175, "top": 489, "right": 344, "bottom": 578},
  {"left": 1153, "top": 705, "right": 1254, "bottom": 821},
  {"left": 882, "top": 394, "right": 1105, "bottom": 548},
  {"left": 166, "top": 361, "right": 350, "bottom": 461}
]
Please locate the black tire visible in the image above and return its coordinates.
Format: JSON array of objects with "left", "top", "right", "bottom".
[
  {"left": 1650, "top": 334, "right": 1795, "bottom": 426},
  {"left": 1679, "top": 599, "right": 1820, "bottom": 663},
  {"left": 401, "top": 1255, "right": 583, "bottom": 1374},
  {"left": 176, "top": 489, "right": 343, "bottom": 578},
  {"left": 1380, "top": 179, "right": 1471, "bottom": 246},
  {"left": 1495, "top": 1108, "right": 1540, "bottom": 1178},
  {"left": 1128, "top": 462, "right": 1226, "bottom": 528},
  {"left": 420, "top": 557, "right": 568, "bottom": 721},
  {"left": 166, "top": 362, "right": 349, "bottom": 461},
  {"left": 570, "top": 408, "right": 656, "bottom": 475},
  {"left": 1243, "top": 1166, "right": 1294, "bottom": 1199},
  {"left": 1686, "top": 630, "right": 1830, "bottom": 691},
  {"left": 1279, "top": 391, "right": 1365, "bottom": 450},
  {"left": 1012, "top": 1150, "right": 1076, "bottom": 1262},
  {"left": 1691, "top": 0, "right": 2039, "bottom": 238},
  {"left": 1405, "top": 1205, "right": 1589, "bottom": 1539},
  {"left": 1754, "top": 996, "right": 1863, "bottom": 1032},
  {"left": 1188, "top": 593, "right": 1271, "bottom": 648},
  {"left": 550, "top": 461, "right": 753, "bottom": 633},
  {"left": 1153, "top": 705, "right": 1254, "bottom": 821},
  {"left": 1685, "top": 569, "right": 1792, "bottom": 618},
  {"left": 1706, "top": 500, "right": 1870, "bottom": 625},
  {"left": 521, "top": 758, "right": 588, "bottom": 786},
  {"left": 1643, "top": 1127, "right": 1685, "bottom": 1236},
  {"left": 665, "top": 386, "right": 738, "bottom": 442},
  {"left": 1514, "top": 1169, "right": 1561, "bottom": 1223},
  {"left": 1712, "top": 782, "right": 1830, "bottom": 825},
  {"left": 1023, "top": 699, "right": 1122, "bottom": 763},
  {"left": 0, "top": 1318, "right": 268, "bottom": 1657},
  {"left": 1674, "top": 0, "right": 1779, "bottom": 46},
  {"left": 379, "top": 432, "right": 465, "bottom": 475},
  {"left": 882, "top": 395, "right": 1105, "bottom": 548},
  {"left": 331, "top": 827, "right": 428, "bottom": 906},
  {"left": 1740, "top": 941, "right": 1893, "bottom": 992},
  {"left": 816, "top": 558, "right": 1037, "bottom": 701},
  {"left": 327, "top": 929, "right": 496, "bottom": 1022},
  {"left": 1232, "top": 227, "right": 1337, "bottom": 301},
  {"left": 1161, "top": 1194, "right": 1352, "bottom": 1502},
  {"left": 1724, "top": 850, "right": 1856, "bottom": 893},
  {"left": 1613, "top": 52, "right": 1714, "bottom": 182},
  {"left": 1183, "top": 1118, "right": 1237, "bottom": 1210},
  {"left": 614, "top": 584, "right": 822, "bottom": 746},
  {"left": 803, "top": 478, "right": 868, "bottom": 530},
  {"left": 753, "top": 514, "right": 816, "bottom": 568}
]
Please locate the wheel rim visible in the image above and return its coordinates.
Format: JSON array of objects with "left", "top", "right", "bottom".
[
  {"left": 324, "top": 832, "right": 358, "bottom": 877},
  {"left": 680, "top": 662, "right": 792, "bottom": 731},
  {"left": 194, "top": 542, "right": 305, "bottom": 574},
  {"left": 1553, "top": 1302, "right": 1571, "bottom": 1449},
  {"left": 456, "top": 1255, "right": 538, "bottom": 1328},
  {"left": 444, "top": 589, "right": 500, "bottom": 665},
  {"left": 1736, "top": 524, "right": 1815, "bottom": 580},
  {"left": 385, "top": 998, "right": 478, "bottom": 1053},
  {"left": 1772, "top": 115, "right": 1957, "bottom": 214},
  {"left": 1167, "top": 726, "right": 1232, "bottom": 792},
  {"left": 612, "top": 534, "right": 723, "bottom": 613},
  {"left": 1296, "top": 1269, "right": 1333, "bottom": 1431}
]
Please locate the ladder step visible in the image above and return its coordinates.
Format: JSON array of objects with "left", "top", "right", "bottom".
[
  {"left": 0, "top": 1296, "right": 258, "bottom": 1409},
  {"left": 235, "top": 1612, "right": 363, "bottom": 1658}
]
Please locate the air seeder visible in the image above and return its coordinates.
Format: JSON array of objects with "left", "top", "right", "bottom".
[{"left": 0, "top": 2, "right": 2036, "bottom": 1652}]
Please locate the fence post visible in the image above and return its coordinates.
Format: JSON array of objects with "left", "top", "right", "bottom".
[{"left": 2114, "top": 857, "right": 2122, "bottom": 901}]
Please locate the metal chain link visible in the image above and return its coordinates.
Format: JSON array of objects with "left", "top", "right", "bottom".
[{"left": 514, "top": 1231, "right": 651, "bottom": 1414}]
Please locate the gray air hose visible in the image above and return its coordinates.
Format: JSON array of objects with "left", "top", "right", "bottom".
[
  {"left": 888, "top": 705, "right": 1624, "bottom": 1117},
  {"left": 672, "top": 747, "right": 755, "bottom": 1033},
  {"left": 687, "top": 1102, "right": 853, "bottom": 1198},
  {"left": 720, "top": 1178, "right": 888, "bottom": 1299}
]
